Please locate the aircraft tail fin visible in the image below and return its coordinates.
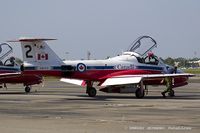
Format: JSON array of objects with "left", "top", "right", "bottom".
[{"left": 8, "top": 37, "right": 63, "bottom": 66}]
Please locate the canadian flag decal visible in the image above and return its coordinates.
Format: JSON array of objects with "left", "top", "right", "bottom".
[{"left": 37, "top": 53, "right": 48, "bottom": 60}]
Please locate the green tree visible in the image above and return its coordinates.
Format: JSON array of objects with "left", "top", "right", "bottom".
[
  {"left": 174, "top": 57, "right": 187, "bottom": 67},
  {"left": 164, "top": 57, "right": 175, "bottom": 66}
]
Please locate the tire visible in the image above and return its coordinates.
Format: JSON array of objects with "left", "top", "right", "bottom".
[
  {"left": 135, "top": 88, "right": 144, "bottom": 98},
  {"left": 168, "top": 90, "right": 175, "bottom": 97},
  {"left": 25, "top": 86, "right": 31, "bottom": 93},
  {"left": 87, "top": 87, "right": 97, "bottom": 97}
]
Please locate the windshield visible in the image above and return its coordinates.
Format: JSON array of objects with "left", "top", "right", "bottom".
[{"left": 127, "top": 36, "right": 157, "bottom": 57}]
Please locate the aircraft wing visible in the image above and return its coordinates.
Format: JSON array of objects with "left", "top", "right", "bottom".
[
  {"left": 100, "top": 73, "right": 194, "bottom": 86},
  {"left": 60, "top": 76, "right": 143, "bottom": 86},
  {"left": 60, "top": 78, "right": 86, "bottom": 87},
  {"left": 0, "top": 72, "right": 21, "bottom": 79},
  {"left": 60, "top": 73, "right": 194, "bottom": 87}
]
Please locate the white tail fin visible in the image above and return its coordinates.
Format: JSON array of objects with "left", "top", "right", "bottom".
[{"left": 8, "top": 38, "right": 63, "bottom": 66}]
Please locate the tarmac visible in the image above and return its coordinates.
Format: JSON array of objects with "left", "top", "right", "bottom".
[{"left": 0, "top": 78, "right": 199, "bottom": 133}]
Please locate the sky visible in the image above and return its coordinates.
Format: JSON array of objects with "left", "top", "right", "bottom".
[{"left": 0, "top": 0, "right": 199, "bottom": 60}]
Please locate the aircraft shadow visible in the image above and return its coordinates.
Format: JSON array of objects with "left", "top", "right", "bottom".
[
  {"left": 72, "top": 94, "right": 200, "bottom": 100},
  {"left": 0, "top": 91, "right": 199, "bottom": 101},
  {"left": 0, "top": 92, "right": 27, "bottom": 95}
]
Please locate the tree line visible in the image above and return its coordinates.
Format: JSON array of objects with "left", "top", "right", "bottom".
[{"left": 163, "top": 57, "right": 200, "bottom": 68}]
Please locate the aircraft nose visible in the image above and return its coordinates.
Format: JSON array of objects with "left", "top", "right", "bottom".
[
  {"left": 166, "top": 67, "right": 174, "bottom": 74},
  {"left": 166, "top": 66, "right": 181, "bottom": 74}
]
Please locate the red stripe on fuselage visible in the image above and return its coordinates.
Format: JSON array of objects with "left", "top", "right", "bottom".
[
  {"left": 0, "top": 70, "right": 42, "bottom": 85},
  {"left": 23, "top": 70, "right": 62, "bottom": 77},
  {"left": 23, "top": 69, "right": 162, "bottom": 81},
  {"left": 0, "top": 74, "right": 42, "bottom": 85},
  {"left": 23, "top": 69, "right": 188, "bottom": 88}
]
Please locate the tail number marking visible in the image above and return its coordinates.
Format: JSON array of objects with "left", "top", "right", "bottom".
[{"left": 24, "top": 45, "right": 33, "bottom": 58}]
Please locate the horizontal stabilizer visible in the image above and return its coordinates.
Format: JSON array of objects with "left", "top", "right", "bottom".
[
  {"left": 60, "top": 78, "right": 86, "bottom": 87},
  {"left": 7, "top": 37, "right": 57, "bottom": 42}
]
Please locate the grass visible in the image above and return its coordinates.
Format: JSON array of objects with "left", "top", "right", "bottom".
[{"left": 183, "top": 68, "right": 200, "bottom": 74}]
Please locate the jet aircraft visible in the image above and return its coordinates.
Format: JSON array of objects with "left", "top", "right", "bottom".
[
  {"left": 8, "top": 36, "right": 194, "bottom": 98},
  {"left": 0, "top": 43, "right": 42, "bottom": 92}
]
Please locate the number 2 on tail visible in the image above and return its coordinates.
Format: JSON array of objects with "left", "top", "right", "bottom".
[{"left": 24, "top": 45, "right": 33, "bottom": 58}]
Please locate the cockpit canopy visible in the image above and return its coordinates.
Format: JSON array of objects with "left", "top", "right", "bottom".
[
  {"left": 126, "top": 36, "right": 160, "bottom": 65},
  {"left": 0, "top": 43, "right": 13, "bottom": 61},
  {"left": 127, "top": 36, "right": 157, "bottom": 57},
  {"left": 0, "top": 43, "right": 21, "bottom": 66}
]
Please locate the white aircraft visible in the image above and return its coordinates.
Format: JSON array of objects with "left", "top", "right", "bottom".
[{"left": 8, "top": 36, "right": 194, "bottom": 98}]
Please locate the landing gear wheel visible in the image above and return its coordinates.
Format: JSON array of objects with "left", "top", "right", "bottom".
[
  {"left": 25, "top": 86, "right": 31, "bottom": 93},
  {"left": 168, "top": 90, "right": 175, "bottom": 97},
  {"left": 87, "top": 87, "right": 97, "bottom": 97},
  {"left": 135, "top": 88, "right": 145, "bottom": 98}
]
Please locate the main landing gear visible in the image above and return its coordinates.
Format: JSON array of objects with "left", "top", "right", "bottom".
[
  {"left": 135, "top": 87, "right": 145, "bottom": 98},
  {"left": 135, "top": 81, "right": 145, "bottom": 98},
  {"left": 86, "top": 87, "right": 97, "bottom": 97},
  {"left": 86, "top": 81, "right": 97, "bottom": 97},
  {"left": 25, "top": 86, "right": 31, "bottom": 93}
]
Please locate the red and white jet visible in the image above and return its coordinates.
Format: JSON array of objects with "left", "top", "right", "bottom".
[
  {"left": 9, "top": 36, "right": 194, "bottom": 98},
  {"left": 0, "top": 43, "right": 42, "bottom": 92}
]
